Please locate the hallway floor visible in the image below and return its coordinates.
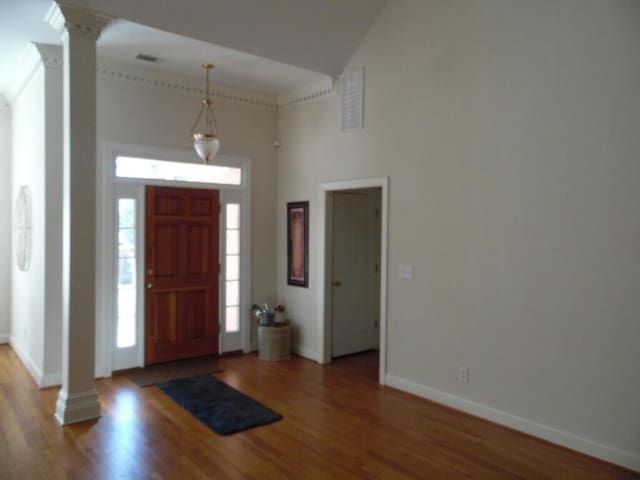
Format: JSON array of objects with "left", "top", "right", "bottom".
[{"left": 0, "top": 345, "right": 635, "bottom": 479}]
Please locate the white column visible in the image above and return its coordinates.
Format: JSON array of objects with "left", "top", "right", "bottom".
[{"left": 45, "top": 2, "right": 110, "bottom": 425}]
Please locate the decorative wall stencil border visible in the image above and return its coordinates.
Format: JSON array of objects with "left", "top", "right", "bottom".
[
  {"left": 278, "top": 85, "right": 337, "bottom": 109},
  {"left": 9, "top": 42, "right": 335, "bottom": 111},
  {"left": 10, "top": 44, "right": 278, "bottom": 111},
  {"left": 278, "top": 77, "right": 337, "bottom": 109},
  {"left": 96, "top": 65, "right": 279, "bottom": 110}
]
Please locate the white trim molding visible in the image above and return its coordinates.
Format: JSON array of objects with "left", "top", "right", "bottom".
[
  {"left": 0, "top": 334, "right": 9, "bottom": 344},
  {"left": 55, "top": 388, "right": 102, "bottom": 426},
  {"left": 385, "top": 374, "right": 640, "bottom": 473},
  {"left": 7, "top": 337, "right": 61, "bottom": 387},
  {"left": 292, "top": 344, "right": 318, "bottom": 362},
  {"left": 8, "top": 337, "right": 42, "bottom": 385},
  {"left": 319, "top": 176, "right": 389, "bottom": 385},
  {"left": 45, "top": 2, "right": 112, "bottom": 40}
]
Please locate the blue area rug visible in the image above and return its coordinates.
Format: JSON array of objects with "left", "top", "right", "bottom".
[{"left": 157, "top": 374, "right": 283, "bottom": 435}]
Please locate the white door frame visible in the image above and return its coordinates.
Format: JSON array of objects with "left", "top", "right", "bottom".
[
  {"left": 319, "top": 177, "right": 389, "bottom": 385},
  {"left": 97, "top": 142, "right": 252, "bottom": 376}
]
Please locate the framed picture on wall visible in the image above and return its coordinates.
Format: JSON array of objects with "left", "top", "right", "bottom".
[{"left": 287, "top": 201, "right": 309, "bottom": 287}]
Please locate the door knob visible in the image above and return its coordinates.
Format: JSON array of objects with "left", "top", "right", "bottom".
[
  {"left": 147, "top": 282, "right": 154, "bottom": 289},
  {"left": 333, "top": 281, "right": 342, "bottom": 287}
]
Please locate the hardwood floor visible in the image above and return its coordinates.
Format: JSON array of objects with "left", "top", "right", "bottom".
[{"left": 0, "top": 344, "right": 636, "bottom": 479}]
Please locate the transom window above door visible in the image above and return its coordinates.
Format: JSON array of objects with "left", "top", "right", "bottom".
[{"left": 115, "top": 156, "right": 242, "bottom": 185}]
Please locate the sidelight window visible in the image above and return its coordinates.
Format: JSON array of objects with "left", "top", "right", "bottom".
[
  {"left": 116, "top": 198, "right": 137, "bottom": 348},
  {"left": 225, "top": 204, "right": 241, "bottom": 333}
]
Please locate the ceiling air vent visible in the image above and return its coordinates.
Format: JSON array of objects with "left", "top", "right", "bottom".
[
  {"left": 135, "top": 53, "right": 160, "bottom": 63},
  {"left": 341, "top": 67, "right": 364, "bottom": 130}
]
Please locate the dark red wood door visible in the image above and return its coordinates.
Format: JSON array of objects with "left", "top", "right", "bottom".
[{"left": 145, "top": 186, "right": 220, "bottom": 365}]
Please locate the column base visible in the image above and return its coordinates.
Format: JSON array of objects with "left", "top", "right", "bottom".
[{"left": 55, "top": 388, "right": 102, "bottom": 425}]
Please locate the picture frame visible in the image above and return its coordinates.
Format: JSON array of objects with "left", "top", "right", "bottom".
[{"left": 287, "top": 201, "right": 309, "bottom": 287}]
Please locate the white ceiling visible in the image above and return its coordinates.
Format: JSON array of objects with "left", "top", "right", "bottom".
[{"left": 0, "top": 0, "right": 386, "bottom": 97}]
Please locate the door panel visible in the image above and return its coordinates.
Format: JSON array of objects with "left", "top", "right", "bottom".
[
  {"left": 332, "top": 191, "right": 381, "bottom": 358},
  {"left": 146, "top": 186, "right": 220, "bottom": 365}
]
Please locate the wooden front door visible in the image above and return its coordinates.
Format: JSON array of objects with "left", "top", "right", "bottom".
[{"left": 145, "top": 186, "right": 220, "bottom": 365}]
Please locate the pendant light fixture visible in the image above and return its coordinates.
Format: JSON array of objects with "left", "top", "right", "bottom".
[{"left": 190, "top": 63, "right": 220, "bottom": 163}]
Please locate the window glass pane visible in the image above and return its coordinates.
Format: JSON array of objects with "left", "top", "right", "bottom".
[
  {"left": 117, "top": 317, "right": 136, "bottom": 348},
  {"left": 116, "top": 156, "right": 242, "bottom": 185},
  {"left": 226, "top": 230, "right": 240, "bottom": 255},
  {"left": 226, "top": 204, "right": 240, "bottom": 229},
  {"left": 118, "top": 199, "right": 136, "bottom": 228},
  {"left": 118, "top": 229, "right": 135, "bottom": 258},
  {"left": 117, "top": 197, "right": 137, "bottom": 349},
  {"left": 226, "top": 306, "right": 239, "bottom": 333},
  {"left": 117, "top": 286, "right": 136, "bottom": 319},
  {"left": 226, "top": 280, "right": 239, "bottom": 307},
  {"left": 118, "top": 258, "right": 136, "bottom": 286},
  {"left": 226, "top": 255, "right": 239, "bottom": 281}
]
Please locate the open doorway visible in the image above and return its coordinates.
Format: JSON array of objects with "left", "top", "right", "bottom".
[
  {"left": 331, "top": 189, "right": 381, "bottom": 359},
  {"left": 320, "top": 177, "right": 389, "bottom": 384}
]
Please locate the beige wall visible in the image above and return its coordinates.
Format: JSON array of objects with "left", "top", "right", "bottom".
[
  {"left": 277, "top": 0, "right": 640, "bottom": 466},
  {"left": 96, "top": 67, "right": 279, "bottom": 353}
]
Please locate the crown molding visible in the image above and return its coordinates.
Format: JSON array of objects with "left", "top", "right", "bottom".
[
  {"left": 45, "top": 1, "right": 112, "bottom": 40},
  {"left": 278, "top": 76, "right": 337, "bottom": 109}
]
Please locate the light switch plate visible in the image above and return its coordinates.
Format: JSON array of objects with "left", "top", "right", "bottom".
[{"left": 398, "top": 264, "right": 414, "bottom": 279}]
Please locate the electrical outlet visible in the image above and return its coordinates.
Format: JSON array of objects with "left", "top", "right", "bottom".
[{"left": 458, "top": 366, "right": 469, "bottom": 384}]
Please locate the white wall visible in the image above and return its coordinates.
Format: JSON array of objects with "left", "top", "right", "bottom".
[
  {"left": 0, "top": 96, "right": 11, "bottom": 341},
  {"left": 10, "top": 66, "right": 46, "bottom": 378},
  {"left": 277, "top": 0, "right": 640, "bottom": 469}
]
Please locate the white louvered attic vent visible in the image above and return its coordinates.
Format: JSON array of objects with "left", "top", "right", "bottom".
[{"left": 341, "top": 67, "right": 364, "bottom": 130}]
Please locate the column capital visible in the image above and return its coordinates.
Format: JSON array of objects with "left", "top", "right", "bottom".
[{"left": 45, "top": 1, "right": 111, "bottom": 40}]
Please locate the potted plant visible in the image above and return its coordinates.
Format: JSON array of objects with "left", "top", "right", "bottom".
[{"left": 252, "top": 303, "right": 291, "bottom": 360}]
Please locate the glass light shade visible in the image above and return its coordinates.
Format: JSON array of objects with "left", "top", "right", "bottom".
[{"left": 193, "top": 133, "right": 220, "bottom": 163}]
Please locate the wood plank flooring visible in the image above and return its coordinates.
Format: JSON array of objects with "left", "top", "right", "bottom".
[{"left": 0, "top": 344, "right": 637, "bottom": 479}]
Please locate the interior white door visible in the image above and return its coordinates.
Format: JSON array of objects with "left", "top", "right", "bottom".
[{"left": 332, "top": 191, "right": 380, "bottom": 358}]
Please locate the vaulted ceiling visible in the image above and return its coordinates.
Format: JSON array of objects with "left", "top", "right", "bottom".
[{"left": 0, "top": 0, "right": 386, "bottom": 96}]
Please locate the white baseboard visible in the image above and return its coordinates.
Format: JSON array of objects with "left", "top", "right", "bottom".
[
  {"left": 55, "top": 388, "right": 102, "bottom": 425},
  {"left": 9, "top": 336, "right": 44, "bottom": 387},
  {"left": 0, "top": 334, "right": 9, "bottom": 344},
  {"left": 292, "top": 344, "right": 319, "bottom": 362},
  {"left": 41, "top": 372, "right": 62, "bottom": 388},
  {"left": 385, "top": 374, "right": 640, "bottom": 472}
]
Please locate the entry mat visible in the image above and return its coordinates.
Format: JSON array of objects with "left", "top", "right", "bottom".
[
  {"left": 157, "top": 374, "right": 283, "bottom": 435},
  {"left": 122, "top": 356, "right": 224, "bottom": 387}
]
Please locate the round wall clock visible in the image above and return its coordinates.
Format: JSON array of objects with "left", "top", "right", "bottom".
[{"left": 15, "top": 185, "right": 32, "bottom": 272}]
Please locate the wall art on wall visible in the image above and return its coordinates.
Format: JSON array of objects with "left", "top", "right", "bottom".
[
  {"left": 287, "top": 201, "right": 309, "bottom": 287},
  {"left": 15, "top": 185, "right": 32, "bottom": 272}
]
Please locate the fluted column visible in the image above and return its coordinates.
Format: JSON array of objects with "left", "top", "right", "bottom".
[{"left": 45, "top": 1, "right": 110, "bottom": 425}]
